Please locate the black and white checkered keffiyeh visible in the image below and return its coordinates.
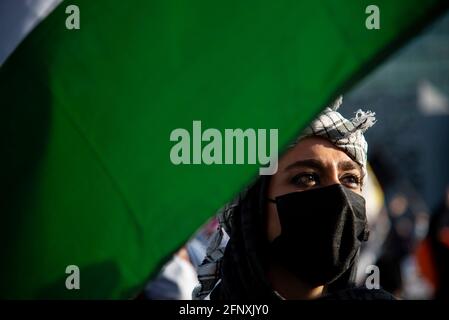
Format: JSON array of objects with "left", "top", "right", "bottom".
[
  {"left": 192, "top": 96, "right": 376, "bottom": 300},
  {"left": 298, "top": 96, "right": 376, "bottom": 177},
  {"left": 192, "top": 198, "right": 235, "bottom": 299}
]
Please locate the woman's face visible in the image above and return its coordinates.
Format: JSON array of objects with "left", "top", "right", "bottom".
[{"left": 266, "top": 136, "right": 364, "bottom": 242}]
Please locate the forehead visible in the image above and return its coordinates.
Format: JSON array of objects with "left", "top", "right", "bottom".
[{"left": 279, "top": 136, "right": 357, "bottom": 170}]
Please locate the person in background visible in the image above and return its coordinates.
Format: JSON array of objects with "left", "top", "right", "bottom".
[
  {"left": 142, "top": 218, "right": 221, "bottom": 299},
  {"left": 416, "top": 186, "right": 449, "bottom": 300}
]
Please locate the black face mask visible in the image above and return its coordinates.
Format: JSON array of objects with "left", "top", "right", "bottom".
[{"left": 268, "top": 184, "right": 369, "bottom": 287}]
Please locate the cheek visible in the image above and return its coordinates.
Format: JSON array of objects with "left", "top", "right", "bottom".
[
  {"left": 353, "top": 186, "right": 363, "bottom": 196},
  {"left": 266, "top": 203, "right": 282, "bottom": 242},
  {"left": 266, "top": 174, "right": 287, "bottom": 242}
]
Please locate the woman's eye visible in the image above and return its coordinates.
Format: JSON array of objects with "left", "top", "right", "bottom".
[
  {"left": 341, "top": 174, "right": 360, "bottom": 189},
  {"left": 291, "top": 173, "right": 319, "bottom": 188}
]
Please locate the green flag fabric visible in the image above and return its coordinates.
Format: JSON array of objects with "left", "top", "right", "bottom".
[{"left": 0, "top": 0, "right": 446, "bottom": 298}]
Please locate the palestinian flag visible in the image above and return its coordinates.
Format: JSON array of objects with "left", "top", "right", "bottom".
[{"left": 0, "top": 0, "right": 447, "bottom": 299}]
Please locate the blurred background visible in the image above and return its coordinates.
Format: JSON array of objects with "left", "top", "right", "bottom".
[{"left": 343, "top": 9, "right": 449, "bottom": 299}]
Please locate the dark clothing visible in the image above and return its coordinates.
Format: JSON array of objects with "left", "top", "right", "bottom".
[
  {"left": 428, "top": 201, "right": 449, "bottom": 299},
  {"left": 318, "top": 287, "right": 396, "bottom": 300}
]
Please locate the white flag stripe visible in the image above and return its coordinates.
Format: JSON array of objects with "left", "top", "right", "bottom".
[{"left": 0, "top": 0, "right": 62, "bottom": 65}]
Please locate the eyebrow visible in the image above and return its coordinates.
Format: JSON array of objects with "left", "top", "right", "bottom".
[
  {"left": 284, "top": 159, "right": 325, "bottom": 172},
  {"left": 338, "top": 160, "right": 361, "bottom": 175},
  {"left": 285, "top": 159, "right": 363, "bottom": 177}
]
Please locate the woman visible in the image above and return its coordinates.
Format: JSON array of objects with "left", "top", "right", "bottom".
[{"left": 193, "top": 96, "right": 394, "bottom": 300}]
